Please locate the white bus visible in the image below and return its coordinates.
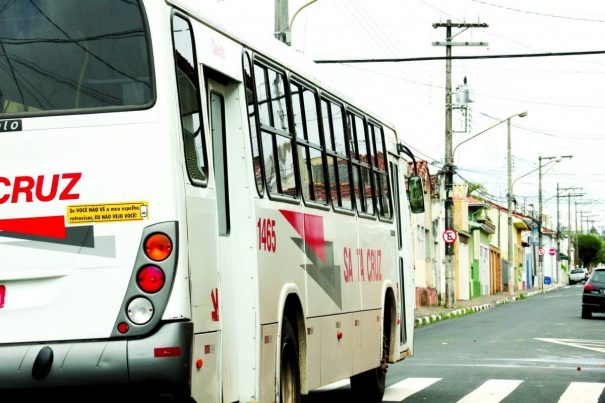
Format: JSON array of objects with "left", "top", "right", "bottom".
[{"left": 0, "top": 1, "right": 424, "bottom": 401}]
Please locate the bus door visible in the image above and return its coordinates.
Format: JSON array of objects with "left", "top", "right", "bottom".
[
  {"left": 206, "top": 77, "right": 252, "bottom": 403},
  {"left": 389, "top": 156, "right": 413, "bottom": 357}
]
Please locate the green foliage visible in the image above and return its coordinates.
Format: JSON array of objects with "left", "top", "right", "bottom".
[
  {"left": 596, "top": 248, "right": 605, "bottom": 265},
  {"left": 467, "top": 182, "right": 486, "bottom": 197},
  {"left": 578, "top": 234, "right": 604, "bottom": 267},
  {"left": 561, "top": 263, "right": 568, "bottom": 273}
]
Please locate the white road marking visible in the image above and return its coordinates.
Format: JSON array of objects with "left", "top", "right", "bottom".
[
  {"left": 457, "top": 379, "right": 523, "bottom": 403},
  {"left": 558, "top": 382, "right": 605, "bottom": 403},
  {"left": 536, "top": 338, "right": 605, "bottom": 354},
  {"left": 382, "top": 377, "right": 442, "bottom": 401}
]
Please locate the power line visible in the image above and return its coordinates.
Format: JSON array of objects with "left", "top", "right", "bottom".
[
  {"left": 469, "top": 0, "right": 605, "bottom": 23},
  {"left": 315, "top": 49, "right": 605, "bottom": 64}
]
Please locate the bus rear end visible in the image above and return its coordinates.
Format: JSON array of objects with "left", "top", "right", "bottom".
[{"left": 0, "top": 0, "right": 192, "bottom": 397}]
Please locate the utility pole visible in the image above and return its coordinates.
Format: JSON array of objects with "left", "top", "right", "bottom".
[
  {"left": 274, "top": 0, "right": 289, "bottom": 44},
  {"left": 556, "top": 186, "right": 581, "bottom": 281},
  {"left": 433, "top": 20, "right": 488, "bottom": 308},
  {"left": 538, "top": 155, "right": 572, "bottom": 289},
  {"left": 506, "top": 112, "right": 527, "bottom": 295}
]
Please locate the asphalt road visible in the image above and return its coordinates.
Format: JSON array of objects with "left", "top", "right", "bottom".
[{"left": 305, "top": 284, "right": 605, "bottom": 402}]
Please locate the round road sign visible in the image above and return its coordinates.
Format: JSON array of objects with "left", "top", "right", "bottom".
[
  {"left": 538, "top": 248, "right": 545, "bottom": 256},
  {"left": 442, "top": 229, "right": 458, "bottom": 244},
  {"left": 549, "top": 247, "right": 556, "bottom": 256}
]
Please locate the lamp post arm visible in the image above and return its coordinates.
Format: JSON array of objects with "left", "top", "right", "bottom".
[
  {"left": 289, "top": 0, "right": 319, "bottom": 28},
  {"left": 453, "top": 111, "right": 527, "bottom": 156},
  {"left": 512, "top": 159, "right": 556, "bottom": 188}
]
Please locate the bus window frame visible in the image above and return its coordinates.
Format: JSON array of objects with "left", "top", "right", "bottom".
[
  {"left": 171, "top": 11, "right": 208, "bottom": 187},
  {"left": 289, "top": 74, "right": 330, "bottom": 210},
  {"left": 368, "top": 119, "right": 393, "bottom": 223},
  {"left": 242, "top": 49, "right": 266, "bottom": 197},
  {"left": 319, "top": 93, "right": 355, "bottom": 216},
  {"left": 345, "top": 108, "right": 377, "bottom": 220},
  {"left": 249, "top": 54, "right": 300, "bottom": 204}
]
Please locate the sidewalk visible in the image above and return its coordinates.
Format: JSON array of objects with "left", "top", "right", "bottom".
[{"left": 414, "top": 286, "right": 560, "bottom": 328}]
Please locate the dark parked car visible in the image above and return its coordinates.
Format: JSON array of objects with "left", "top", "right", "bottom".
[{"left": 582, "top": 267, "right": 605, "bottom": 319}]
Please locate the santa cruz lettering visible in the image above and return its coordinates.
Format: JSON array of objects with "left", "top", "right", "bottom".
[{"left": 0, "top": 173, "right": 82, "bottom": 204}]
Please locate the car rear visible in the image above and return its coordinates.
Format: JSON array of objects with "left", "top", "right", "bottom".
[
  {"left": 581, "top": 268, "right": 605, "bottom": 319},
  {"left": 569, "top": 268, "right": 585, "bottom": 284}
]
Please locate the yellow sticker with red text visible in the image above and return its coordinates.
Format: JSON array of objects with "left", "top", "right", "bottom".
[{"left": 67, "top": 202, "right": 148, "bottom": 224}]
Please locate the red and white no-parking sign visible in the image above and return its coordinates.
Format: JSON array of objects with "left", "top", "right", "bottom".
[
  {"left": 538, "top": 248, "right": 545, "bottom": 256},
  {"left": 442, "top": 228, "right": 458, "bottom": 244}
]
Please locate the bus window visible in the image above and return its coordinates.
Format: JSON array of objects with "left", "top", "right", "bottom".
[
  {"left": 172, "top": 14, "right": 207, "bottom": 184},
  {"left": 371, "top": 123, "right": 392, "bottom": 219},
  {"left": 243, "top": 52, "right": 264, "bottom": 196},
  {"left": 253, "top": 62, "right": 297, "bottom": 198},
  {"left": 291, "top": 82, "right": 327, "bottom": 204},
  {"left": 349, "top": 112, "right": 374, "bottom": 216},
  {"left": 0, "top": 0, "right": 153, "bottom": 116},
  {"left": 321, "top": 99, "right": 352, "bottom": 211}
]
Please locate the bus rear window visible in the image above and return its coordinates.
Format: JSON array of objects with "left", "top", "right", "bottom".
[{"left": 0, "top": 0, "right": 153, "bottom": 117}]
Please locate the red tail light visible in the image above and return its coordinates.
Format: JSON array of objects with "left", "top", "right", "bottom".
[
  {"left": 584, "top": 283, "right": 594, "bottom": 293},
  {"left": 145, "top": 233, "right": 172, "bottom": 261},
  {"left": 137, "top": 265, "right": 166, "bottom": 293}
]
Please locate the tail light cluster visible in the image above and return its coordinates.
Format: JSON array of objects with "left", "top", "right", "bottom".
[
  {"left": 113, "top": 222, "right": 178, "bottom": 337},
  {"left": 584, "top": 283, "right": 594, "bottom": 293}
]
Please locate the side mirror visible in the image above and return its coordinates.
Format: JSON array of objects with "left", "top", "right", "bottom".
[{"left": 407, "top": 175, "right": 425, "bottom": 214}]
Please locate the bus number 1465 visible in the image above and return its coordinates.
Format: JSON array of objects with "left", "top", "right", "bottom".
[{"left": 257, "top": 218, "right": 277, "bottom": 252}]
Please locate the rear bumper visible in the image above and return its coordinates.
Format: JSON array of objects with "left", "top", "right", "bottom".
[
  {"left": 0, "top": 321, "right": 193, "bottom": 392},
  {"left": 582, "top": 295, "right": 605, "bottom": 312}
]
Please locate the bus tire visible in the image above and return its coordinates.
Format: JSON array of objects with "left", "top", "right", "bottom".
[
  {"left": 349, "top": 334, "right": 387, "bottom": 403},
  {"left": 280, "top": 317, "right": 301, "bottom": 403}
]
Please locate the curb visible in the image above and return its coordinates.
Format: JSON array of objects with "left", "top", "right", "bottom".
[{"left": 414, "top": 286, "right": 558, "bottom": 328}]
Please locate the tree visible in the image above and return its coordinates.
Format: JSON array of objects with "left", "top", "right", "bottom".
[
  {"left": 578, "top": 234, "right": 603, "bottom": 268},
  {"left": 466, "top": 182, "right": 486, "bottom": 197},
  {"left": 596, "top": 247, "right": 605, "bottom": 266}
]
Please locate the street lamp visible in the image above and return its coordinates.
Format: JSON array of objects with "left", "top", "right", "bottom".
[
  {"left": 538, "top": 154, "right": 572, "bottom": 289},
  {"left": 275, "top": 0, "right": 319, "bottom": 45},
  {"left": 506, "top": 111, "right": 528, "bottom": 296},
  {"left": 452, "top": 111, "right": 527, "bottom": 297},
  {"left": 556, "top": 185, "right": 582, "bottom": 282}
]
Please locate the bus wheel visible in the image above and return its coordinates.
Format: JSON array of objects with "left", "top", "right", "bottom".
[
  {"left": 350, "top": 335, "right": 387, "bottom": 403},
  {"left": 280, "top": 317, "right": 301, "bottom": 403}
]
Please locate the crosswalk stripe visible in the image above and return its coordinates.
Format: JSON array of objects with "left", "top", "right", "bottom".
[
  {"left": 382, "top": 377, "right": 442, "bottom": 401},
  {"left": 558, "top": 382, "right": 605, "bottom": 403},
  {"left": 457, "top": 379, "right": 523, "bottom": 403}
]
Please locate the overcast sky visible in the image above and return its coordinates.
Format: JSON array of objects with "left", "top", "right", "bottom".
[{"left": 208, "top": 0, "right": 605, "bottom": 232}]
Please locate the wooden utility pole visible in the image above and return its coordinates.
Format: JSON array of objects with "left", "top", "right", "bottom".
[{"left": 433, "top": 20, "right": 487, "bottom": 307}]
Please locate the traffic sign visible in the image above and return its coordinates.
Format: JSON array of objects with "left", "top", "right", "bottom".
[
  {"left": 549, "top": 247, "right": 556, "bottom": 256},
  {"left": 538, "top": 248, "right": 545, "bottom": 256},
  {"left": 442, "top": 229, "right": 458, "bottom": 244}
]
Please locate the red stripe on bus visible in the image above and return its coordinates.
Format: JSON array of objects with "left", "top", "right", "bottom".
[
  {"left": 0, "top": 216, "right": 67, "bottom": 239},
  {"left": 279, "top": 210, "right": 326, "bottom": 263}
]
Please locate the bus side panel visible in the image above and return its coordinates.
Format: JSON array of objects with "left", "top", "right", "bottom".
[
  {"left": 310, "top": 210, "right": 360, "bottom": 316},
  {"left": 358, "top": 219, "right": 396, "bottom": 311},
  {"left": 186, "top": 190, "right": 220, "bottom": 334},
  {"left": 257, "top": 201, "right": 306, "bottom": 326},
  {"left": 259, "top": 323, "right": 278, "bottom": 403},
  {"left": 191, "top": 332, "right": 221, "bottom": 403}
]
